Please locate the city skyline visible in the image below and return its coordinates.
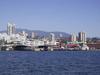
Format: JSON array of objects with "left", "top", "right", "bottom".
[{"left": 0, "top": 0, "right": 100, "bottom": 37}]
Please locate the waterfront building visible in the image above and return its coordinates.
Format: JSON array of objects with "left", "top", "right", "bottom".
[
  {"left": 7, "top": 22, "right": 15, "bottom": 35},
  {"left": 31, "top": 39, "right": 45, "bottom": 47},
  {"left": 22, "top": 31, "right": 28, "bottom": 37},
  {"left": 78, "top": 32, "right": 86, "bottom": 43}
]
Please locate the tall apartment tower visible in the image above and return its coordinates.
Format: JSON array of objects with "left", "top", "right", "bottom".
[
  {"left": 7, "top": 22, "right": 15, "bottom": 35},
  {"left": 50, "top": 33, "right": 56, "bottom": 45},
  {"left": 71, "top": 34, "right": 77, "bottom": 42},
  {"left": 78, "top": 32, "right": 86, "bottom": 43}
]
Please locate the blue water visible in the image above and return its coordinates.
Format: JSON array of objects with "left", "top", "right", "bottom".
[{"left": 0, "top": 51, "right": 100, "bottom": 75}]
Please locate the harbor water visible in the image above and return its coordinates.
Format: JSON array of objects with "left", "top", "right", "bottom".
[{"left": 0, "top": 50, "right": 100, "bottom": 75}]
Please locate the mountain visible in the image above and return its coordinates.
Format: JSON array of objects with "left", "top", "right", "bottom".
[{"left": 0, "top": 28, "right": 71, "bottom": 38}]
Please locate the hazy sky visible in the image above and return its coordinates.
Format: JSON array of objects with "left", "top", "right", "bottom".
[{"left": 0, "top": 0, "right": 100, "bottom": 37}]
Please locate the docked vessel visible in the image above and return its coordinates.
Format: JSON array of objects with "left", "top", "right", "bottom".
[
  {"left": 13, "top": 45, "right": 32, "bottom": 51},
  {"left": 81, "top": 44, "right": 89, "bottom": 50}
]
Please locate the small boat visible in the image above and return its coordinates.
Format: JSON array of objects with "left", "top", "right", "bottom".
[{"left": 81, "top": 44, "right": 89, "bottom": 50}]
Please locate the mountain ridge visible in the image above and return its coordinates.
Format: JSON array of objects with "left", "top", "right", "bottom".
[{"left": 0, "top": 28, "right": 71, "bottom": 38}]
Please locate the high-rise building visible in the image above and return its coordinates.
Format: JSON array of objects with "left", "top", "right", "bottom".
[
  {"left": 7, "top": 22, "right": 15, "bottom": 35},
  {"left": 32, "top": 32, "right": 35, "bottom": 39},
  {"left": 78, "top": 32, "right": 86, "bottom": 43},
  {"left": 71, "top": 33, "right": 77, "bottom": 42},
  {"left": 50, "top": 33, "right": 56, "bottom": 45}
]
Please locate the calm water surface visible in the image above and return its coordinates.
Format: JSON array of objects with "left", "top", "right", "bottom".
[{"left": 0, "top": 51, "right": 100, "bottom": 75}]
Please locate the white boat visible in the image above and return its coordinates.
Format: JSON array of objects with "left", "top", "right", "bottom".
[{"left": 81, "top": 44, "right": 89, "bottom": 50}]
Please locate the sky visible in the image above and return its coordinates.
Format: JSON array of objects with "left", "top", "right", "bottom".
[{"left": 0, "top": 0, "right": 100, "bottom": 37}]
